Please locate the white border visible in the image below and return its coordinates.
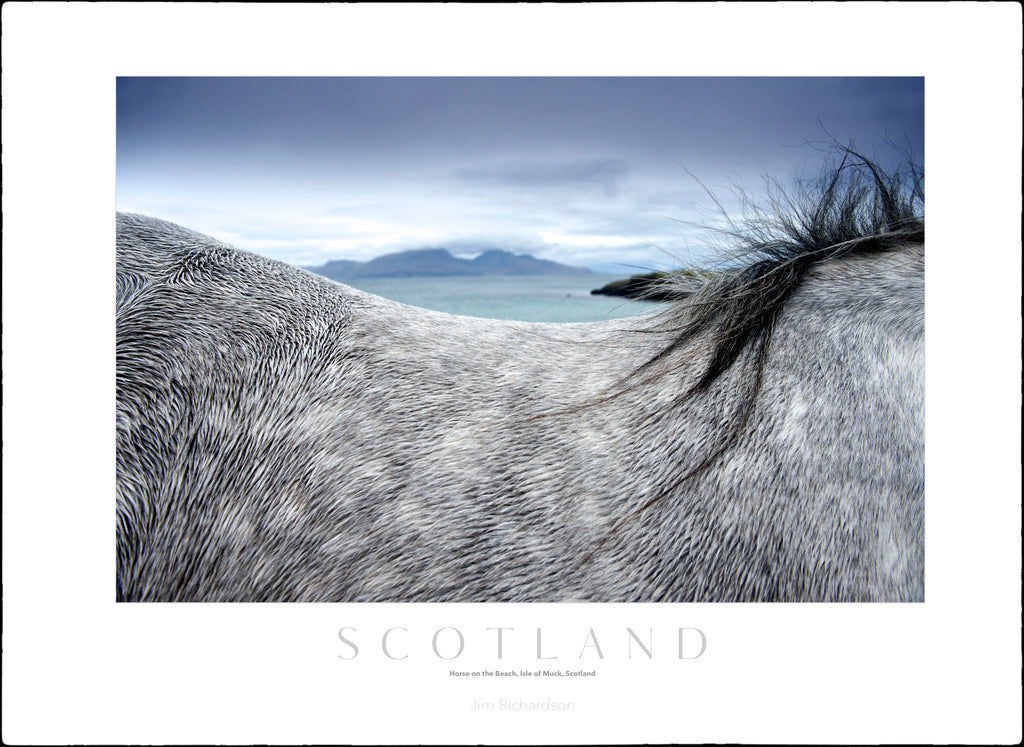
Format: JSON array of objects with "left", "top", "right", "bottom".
[{"left": 3, "top": 3, "right": 1021, "bottom": 744}]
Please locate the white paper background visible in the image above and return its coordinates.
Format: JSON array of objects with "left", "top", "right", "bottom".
[{"left": 3, "top": 3, "right": 1021, "bottom": 744}]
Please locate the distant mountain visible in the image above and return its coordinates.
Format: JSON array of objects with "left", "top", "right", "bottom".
[
  {"left": 469, "top": 249, "right": 590, "bottom": 276},
  {"left": 305, "top": 248, "right": 591, "bottom": 280}
]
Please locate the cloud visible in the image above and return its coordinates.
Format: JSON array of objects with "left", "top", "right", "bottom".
[
  {"left": 451, "top": 158, "right": 631, "bottom": 196},
  {"left": 538, "top": 232, "right": 639, "bottom": 248}
]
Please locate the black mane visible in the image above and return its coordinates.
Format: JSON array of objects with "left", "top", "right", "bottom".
[
  {"left": 642, "top": 148, "right": 924, "bottom": 394},
  {"left": 575, "top": 149, "right": 925, "bottom": 545}
]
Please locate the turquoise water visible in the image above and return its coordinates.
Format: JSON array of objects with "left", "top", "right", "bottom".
[{"left": 337, "top": 274, "right": 666, "bottom": 323}]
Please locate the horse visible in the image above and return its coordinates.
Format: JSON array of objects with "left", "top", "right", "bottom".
[{"left": 116, "top": 152, "right": 924, "bottom": 602}]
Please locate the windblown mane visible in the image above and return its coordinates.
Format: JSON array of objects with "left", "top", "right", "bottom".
[
  {"left": 577, "top": 150, "right": 925, "bottom": 552},
  {"left": 641, "top": 149, "right": 924, "bottom": 395}
]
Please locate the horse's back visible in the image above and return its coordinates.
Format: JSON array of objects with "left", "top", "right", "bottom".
[
  {"left": 115, "top": 213, "right": 649, "bottom": 602},
  {"left": 115, "top": 199, "right": 925, "bottom": 603}
]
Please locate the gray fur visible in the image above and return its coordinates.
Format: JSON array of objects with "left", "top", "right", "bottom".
[{"left": 116, "top": 162, "right": 924, "bottom": 602}]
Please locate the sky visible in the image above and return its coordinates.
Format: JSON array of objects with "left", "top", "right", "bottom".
[{"left": 116, "top": 77, "right": 924, "bottom": 273}]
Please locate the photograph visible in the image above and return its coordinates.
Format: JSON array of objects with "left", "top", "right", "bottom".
[{"left": 116, "top": 76, "right": 926, "bottom": 604}]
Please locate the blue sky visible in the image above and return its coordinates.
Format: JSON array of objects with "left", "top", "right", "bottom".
[{"left": 117, "top": 77, "right": 923, "bottom": 272}]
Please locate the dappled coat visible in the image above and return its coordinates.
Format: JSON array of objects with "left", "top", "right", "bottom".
[{"left": 116, "top": 154, "right": 924, "bottom": 602}]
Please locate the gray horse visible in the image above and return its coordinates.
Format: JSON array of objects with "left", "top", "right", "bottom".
[{"left": 116, "top": 153, "right": 924, "bottom": 602}]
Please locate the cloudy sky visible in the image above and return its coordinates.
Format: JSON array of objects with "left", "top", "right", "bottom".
[{"left": 116, "top": 77, "right": 923, "bottom": 272}]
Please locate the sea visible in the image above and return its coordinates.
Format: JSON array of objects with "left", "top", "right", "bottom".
[{"left": 337, "top": 274, "right": 667, "bottom": 323}]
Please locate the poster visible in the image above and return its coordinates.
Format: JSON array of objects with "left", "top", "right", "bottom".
[{"left": 3, "top": 4, "right": 1020, "bottom": 744}]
